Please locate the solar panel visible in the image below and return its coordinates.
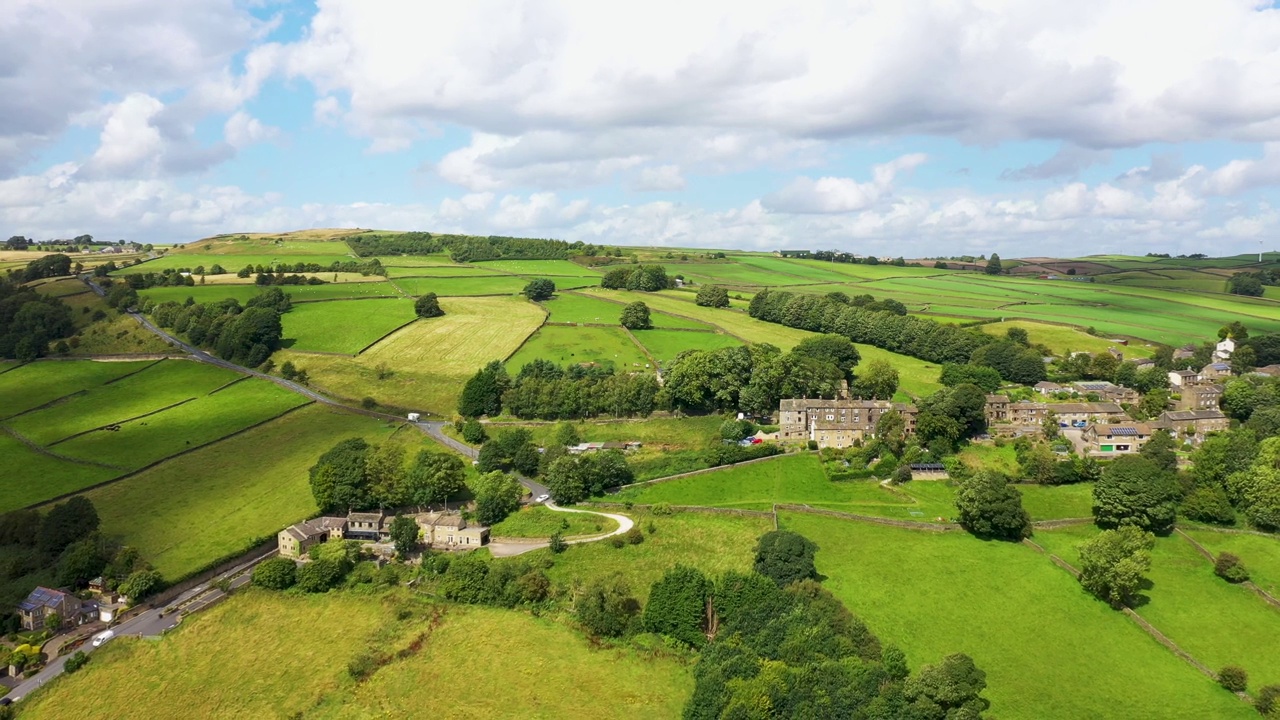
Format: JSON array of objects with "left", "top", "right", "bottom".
[{"left": 1110, "top": 427, "right": 1138, "bottom": 436}]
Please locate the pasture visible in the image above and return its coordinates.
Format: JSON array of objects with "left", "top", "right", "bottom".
[
  {"left": 489, "top": 505, "right": 618, "bottom": 538},
  {"left": 280, "top": 296, "right": 545, "bottom": 413},
  {"left": 79, "top": 405, "right": 404, "bottom": 579},
  {"left": 633, "top": 329, "right": 743, "bottom": 364},
  {"left": 507, "top": 325, "right": 650, "bottom": 370},
  {"left": 472, "top": 258, "right": 603, "bottom": 276},
  {"left": 0, "top": 433, "right": 119, "bottom": 513},
  {"left": 978, "top": 320, "right": 1157, "bottom": 357},
  {"left": 1183, "top": 529, "right": 1280, "bottom": 597},
  {"left": 20, "top": 592, "right": 692, "bottom": 720},
  {"left": 280, "top": 298, "right": 417, "bottom": 354},
  {"left": 392, "top": 275, "right": 532, "bottom": 297},
  {"left": 781, "top": 514, "right": 1251, "bottom": 720},
  {"left": 139, "top": 281, "right": 403, "bottom": 306},
  {"left": 383, "top": 265, "right": 503, "bottom": 278},
  {"left": 119, "top": 252, "right": 358, "bottom": 273},
  {"left": 0, "top": 360, "right": 151, "bottom": 420},
  {"left": 549, "top": 292, "right": 717, "bottom": 330}
]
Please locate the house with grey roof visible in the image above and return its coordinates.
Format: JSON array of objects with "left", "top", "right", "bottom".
[{"left": 18, "top": 587, "right": 84, "bottom": 631}]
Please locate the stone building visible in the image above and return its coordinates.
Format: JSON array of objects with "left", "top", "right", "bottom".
[{"left": 779, "top": 398, "right": 916, "bottom": 448}]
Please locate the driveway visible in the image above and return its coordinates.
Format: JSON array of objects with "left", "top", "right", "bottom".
[{"left": 487, "top": 502, "right": 635, "bottom": 558}]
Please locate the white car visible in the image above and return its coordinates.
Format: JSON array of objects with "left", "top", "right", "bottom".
[
  {"left": 535, "top": 494, "right": 550, "bottom": 503},
  {"left": 91, "top": 630, "right": 115, "bottom": 647}
]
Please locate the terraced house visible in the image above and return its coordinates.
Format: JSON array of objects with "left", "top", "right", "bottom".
[{"left": 779, "top": 398, "right": 917, "bottom": 448}]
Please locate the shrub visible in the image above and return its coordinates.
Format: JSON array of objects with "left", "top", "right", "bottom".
[
  {"left": 753, "top": 530, "right": 817, "bottom": 586},
  {"left": 548, "top": 532, "right": 567, "bottom": 554},
  {"left": 891, "top": 464, "right": 913, "bottom": 485},
  {"left": 651, "top": 502, "right": 674, "bottom": 516},
  {"left": 1214, "top": 553, "right": 1250, "bottom": 583},
  {"left": 609, "top": 535, "right": 626, "bottom": 549},
  {"left": 1181, "top": 486, "right": 1236, "bottom": 525},
  {"left": 625, "top": 526, "right": 645, "bottom": 545},
  {"left": 252, "top": 557, "right": 297, "bottom": 590},
  {"left": 461, "top": 419, "right": 487, "bottom": 444},
  {"left": 1218, "top": 665, "right": 1248, "bottom": 693},
  {"left": 414, "top": 292, "right": 444, "bottom": 318},
  {"left": 347, "top": 651, "right": 381, "bottom": 680},
  {"left": 64, "top": 651, "right": 89, "bottom": 674},
  {"left": 1257, "top": 684, "right": 1280, "bottom": 715},
  {"left": 361, "top": 396, "right": 377, "bottom": 410}
]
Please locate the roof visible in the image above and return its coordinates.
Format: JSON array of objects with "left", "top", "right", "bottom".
[
  {"left": 1255, "top": 364, "right": 1280, "bottom": 377},
  {"left": 347, "top": 512, "right": 383, "bottom": 523},
  {"left": 1188, "top": 383, "right": 1224, "bottom": 394},
  {"left": 18, "top": 587, "right": 68, "bottom": 612},
  {"left": 1158, "top": 409, "right": 1227, "bottom": 422},
  {"left": 1089, "top": 423, "right": 1152, "bottom": 437},
  {"left": 1050, "top": 402, "right": 1124, "bottom": 414},
  {"left": 779, "top": 398, "right": 895, "bottom": 412},
  {"left": 1034, "top": 381, "right": 1061, "bottom": 389},
  {"left": 1205, "top": 362, "right": 1231, "bottom": 371},
  {"left": 1072, "top": 381, "right": 1117, "bottom": 391},
  {"left": 986, "top": 394, "right": 1009, "bottom": 403},
  {"left": 1171, "top": 369, "right": 1199, "bottom": 377},
  {"left": 283, "top": 526, "right": 308, "bottom": 542},
  {"left": 910, "top": 463, "right": 945, "bottom": 471}
]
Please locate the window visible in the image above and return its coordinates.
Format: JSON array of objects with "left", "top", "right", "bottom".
[{"left": 826, "top": 414, "right": 834, "bottom": 420}]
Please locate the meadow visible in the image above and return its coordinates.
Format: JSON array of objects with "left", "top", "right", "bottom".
[
  {"left": 978, "top": 320, "right": 1157, "bottom": 357},
  {"left": 383, "top": 265, "right": 506, "bottom": 278},
  {"left": 0, "top": 359, "right": 151, "bottom": 419},
  {"left": 78, "top": 405, "right": 404, "bottom": 579},
  {"left": 507, "top": 325, "right": 651, "bottom": 370},
  {"left": 781, "top": 513, "right": 1252, "bottom": 720},
  {"left": 139, "top": 280, "right": 403, "bottom": 305},
  {"left": 280, "top": 298, "right": 417, "bottom": 354},
  {"left": 116, "top": 252, "right": 358, "bottom": 273},
  {"left": 0, "top": 433, "right": 119, "bottom": 512},
  {"left": 489, "top": 505, "right": 618, "bottom": 538},
  {"left": 1183, "top": 529, "right": 1280, "bottom": 597},
  {"left": 392, "top": 275, "right": 533, "bottom": 297},
  {"left": 20, "top": 591, "right": 693, "bottom": 720},
  {"left": 633, "top": 328, "right": 743, "bottom": 364},
  {"left": 473, "top": 258, "right": 604, "bottom": 276}
]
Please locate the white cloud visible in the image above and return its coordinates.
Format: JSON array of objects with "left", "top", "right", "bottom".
[
  {"left": 224, "top": 111, "right": 280, "bottom": 149},
  {"left": 84, "top": 94, "right": 166, "bottom": 177},
  {"left": 763, "top": 153, "right": 925, "bottom": 213},
  {"left": 631, "top": 165, "right": 686, "bottom": 192}
]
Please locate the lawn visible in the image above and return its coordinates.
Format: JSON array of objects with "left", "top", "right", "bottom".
[
  {"left": 53, "top": 379, "right": 308, "bottom": 470},
  {"left": 0, "top": 359, "right": 152, "bottom": 420},
  {"left": 280, "top": 297, "right": 418, "bottom": 354},
  {"left": 22, "top": 590, "right": 693, "bottom": 720},
  {"left": 393, "top": 275, "right": 537, "bottom": 297},
  {"left": 540, "top": 508, "right": 774, "bottom": 603},
  {"left": 78, "top": 405, "right": 403, "bottom": 579},
  {"left": 489, "top": 505, "right": 619, "bottom": 538},
  {"left": 5, "top": 360, "right": 240, "bottom": 446},
  {"left": 0, "top": 433, "right": 119, "bottom": 512},
  {"left": 781, "top": 513, "right": 1251, "bottom": 720},
  {"left": 1183, "top": 529, "right": 1280, "bottom": 597},
  {"left": 633, "top": 329, "right": 743, "bottom": 364},
  {"left": 277, "top": 296, "right": 546, "bottom": 414},
  {"left": 507, "top": 325, "right": 651, "bottom": 370}
]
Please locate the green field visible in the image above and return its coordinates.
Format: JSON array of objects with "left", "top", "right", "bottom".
[
  {"left": 550, "top": 292, "right": 717, "bottom": 330},
  {"left": 0, "top": 360, "right": 152, "bottom": 419},
  {"left": 782, "top": 514, "right": 1251, "bottom": 720},
  {"left": 633, "top": 329, "right": 743, "bottom": 364},
  {"left": 279, "top": 296, "right": 546, "bottom": 414},
  {"left": 5, "top": 360, "right": 240, "bottom": 446},
  {"left": 53, "top": 379, "right": 308, "bottom": 470},
  {"left": 472, "top": 258, "right": 603, "bottom": 276},
  {"left": 139, "top": 281, "right": 403, "bottom": 306},
  {"left": 20, "top": 591, "right": 692, "bottom": 720},
  {"left": 979, "top": 320, "right": 1156, "bottom": 357},
  {"left": 0, "top": 433, "right": 119, "bottom": 512},
  {"left": 507, "top": 325, "right": 650, "bottom": 370},
  {"left": 384, "top": 265, "right": 505, "bottom": 278},
  {"left": 280, "top": 298, "right": 417, "bottom": 354},
  {"left": 1183, "top": 529, "right": 1280, "bottom": 597},
  {"left": 117, "top": 252, "right": 357, "bottom": 273},
  {"left": 392, "top": 275, "right": 532, "bottom": 297},
  {"left": 489, "top": 505, "right": 618, "bottom": 538},
  {"left": 78, "top": 405, "right": 403, "bottom": 579}
]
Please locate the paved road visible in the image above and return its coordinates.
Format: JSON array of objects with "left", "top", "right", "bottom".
[
  {"left": 7, "top": 549, "right": 274, "bottom": 704},
  {"left": 488, "top": 502, "right": 636, "bottom": 558}
]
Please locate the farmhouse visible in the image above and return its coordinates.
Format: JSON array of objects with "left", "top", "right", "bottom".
[
  {"left": 278, "top": 511, "right": 490, "bottom": 557},
  {"left": 1008, "top": 400, "right": 1049, "bottom": 425},
  {"left": 417, "top": 511, "right": 489, "bottom": 549},
  {"left": 1070, "top": 381, "right": 1139, "bottom": 404},
  {"left": 277, "top": 516, "right": 347, "bottom": 559},
  {"left": 1215, "top": 337, "right": 1235, "bottom": 360},
  {"left": 779, "top": 397, "right": 916, "bottom": 448},
  {"left": 1152, "top": 409, "right": 1229, "bottom": 442},
  {"left": 1082, "top": 423, "right": 1153, "bottom": 454},
  {"left": 1033, "top": 381, "right": 1063, "bottom": 395},
  {"left": 1173, "top": 345, "right": 1197, "bottom": 361},
  {"left": 985, "top": 395, "right": 1009, "bottom": 423},
  {"left": 1177, "top": 384, "right": 1223, "bottom": 411},
  {"left": 1168, "top": 369, "right": 1200, "bottom": 387},
  {"left": 17, "top": 587, "right": 84, "bottom": 631},
  {"left": 1200, "top": 362, "right": 1232, "bottom": 381}
]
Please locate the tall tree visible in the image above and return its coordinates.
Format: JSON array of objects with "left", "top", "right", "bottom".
[
  {"left": 1078, "top": 525, "right": 1154, "bottom": 608},
  {"left": 414, "top": 292, "right": 444, "bottom": 318},
  {"left": 642, "top": 565, "right": 712, "bottom": 648},
  {"left": 1092, "top": 455, "right": 1179, "bottom": 533},
  {"left": 402, "top": 451, "right": 466, "bottom": 506},
  {"left": 753, "top": 530, "right": 818, "bottom": 586},
  {"left": 694, "top": 284, "right": 730, "bottom": 308},
  {"left": 522, "top": 278, "right": 556, "bottom": 301},
  {"left": 852, "top": 359, "right": 899, "bottom": 400},
  {"left": 954, "top": 471, "right": 1031, "bottom": 540},
  {"left": 984, "top": 254, "right": 1002, "bottom": 275},
  {"left": 619, "top": 301, "right": 652, "bottom": 330}
]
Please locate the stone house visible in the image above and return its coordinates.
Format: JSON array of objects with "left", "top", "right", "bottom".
[
  {"left": 1082, "top": 423, "right": 1153, "bottom": 454},
  {"left": 1169, "top": 369, "right": 1201, "bottom": 387},
  {"left": 416, "top": 511, "right": 489, "bottom": 549},
  {"left": 18, "top": 587, "right": 83, "bottom": 631},
  {"left": 1008, "top": 400, "right": 1050, "bottom": 425},
  {"left": 779, "top": 398, "right": 915, "bottom": 449},
  {"left": 1033, "top": 381, "right": 1063, "bottom": 395},
  {"left": 1216, "top": 337, "right": 1236, "bottom": 360},
  {"left": 1070, "top": 381, "right": 1139, "bottom": 404},
  {"left": 1152, "top": 409, "right": 1229, "bottom": 443},
  {"left": 1046, "top": 402, "right": 1127, "bottom": 426},
  {"left": 346, "top": 511, "right": 384, "bottom": 541},
  {"left": 277, "top": 516, "right": 347, "bottom": 559},
  {"left": 1177, "top": 384, "right": 1223, "bottom": 411},
  {"left": 985, "top": 395, "right": 1009, "bottom": 423},
  {"left": 1200, "top": 362, "right": 1232, "bottom": 381}
]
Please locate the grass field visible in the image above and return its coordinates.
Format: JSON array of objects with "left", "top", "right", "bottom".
[
  {"left": 489, "top": 505, "right": 619, "bottom": 538},
  {"left": 472, "top": 258, "right": 603, "bottom": 276},
  {"left": 781, "top": 514, "right": 1251, "bottom": 720},
  {"left": 1183, "top": 529, "right": 1280, "bottom": 597},
  {"left": 979, "top": 320, "right": 1156, "bottom": 357},
  {"left": 0, "top": 360, "right": 151, "bottom": 419},
  {"left": 507, "top": 325, "right": 650, "bottom": 370},
  {"left": 5, "top": 360, "right": 240, "bottom": 446},
  {"left": 21, "top": 591, "right": 692, "bottom": 720},
  {"left": 139, "top": 281, "right": 403, "bottom": 306},
  {"left": 633, "top": 329, "right": 743, "bottom": 364},
  {"left": 118, "top": 252, "right": 357, "bottom": 273},
  {"left": 384, "top": 265, "right": 505, "bottom": 278},
  {"left": 392, "top": 275, "right": 533, "bottom": 297},
  {"left": 68, "top": 311, "right": 175, "bottom": 355},
  {"left": 278, "top": 296, "right": 545, "bottom": 414},
  {"left": 0, "top": 433, "right": 119, "bottom": 512},
  {"left": 484, "top": 416, "right": 723, "bottom": 451},
  {"left": 53, "top": 379, "right": 308, "bottom": 470},
  {"left": 280, "top": 298, "right": 417, "bottom": 354},
  {"left": 78, "top": 405, "right": 403, "bottom": 579}
]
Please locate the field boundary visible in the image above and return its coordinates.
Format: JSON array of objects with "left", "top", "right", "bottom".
[
  {"left": 775, "top": 503, "right": 959, "bottom": 531},
  {"left": 620, "top": 326, "right": 659, "bottom": 367},
  {"left": 0, "top": 362, "right": 25, "bottom": 375},
  {"left": 610, "top": 452, "right": 795, "bottom": 490},
  {"left": 1175, "top": 528, "right": 1280, "bottom": 610},
  {"left": 0, "top": 388, "right": 90, "bottom": 423},
  {"left": 207, "top": 375, "right": 251, "bottom": 395},
  {"left": 293, "top": 294, "right": 403, "bottom": 304},
  {"left": 501, "top": 307, "right": 550, "bottom": 363},
  {"left": 99, "top": 357, "right": 168, "bottom": 383},
  {"left": 567, "top": 290, "right": 754, "bottom": 345},
  {"left": 28, "top": 401, "right": 316, "bottom": 511},
  {"left": 354, "top": 317, "right": 421, "bottom": 355},
  {"left": 0, "top": 425, "right": 127, "bottom": 472},
  {"left": 579, "top": 501, "right": 776, "bottom": 519},
  {"left": 48, "top": 397, "right": 199, "bottom": 447}
]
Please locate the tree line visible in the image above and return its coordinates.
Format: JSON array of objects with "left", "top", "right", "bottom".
[
  {"left": 346, "top": 231, "right": 614, "bottom": 263},
  {"left": 459, "top": 360, "right": 661, "bottom": 420},
  {"left": 0, "top": 276, "right": 75, "bottom": 360},
  {"left": 145, "top": 287, "right": 290, "bottom": 367}
]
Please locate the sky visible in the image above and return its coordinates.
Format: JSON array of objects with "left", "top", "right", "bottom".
[{"left": 4, "top": 1, "right": 1280, "bottom": 257}]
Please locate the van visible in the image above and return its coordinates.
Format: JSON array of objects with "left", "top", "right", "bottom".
[{"left": 92, "top": 630, "right": 115, "bottom": 647}]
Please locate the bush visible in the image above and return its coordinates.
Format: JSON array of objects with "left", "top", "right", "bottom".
[
  {"left": 1181, "top": 486, "right": 1236, "bottom": 525},
  {"left": 651, "top": 502, "right": 674, "bottom": 516},
  {"left": 347, "top": 651, "right": 381, "bottom": 680},
  {"left": 414, "top": 292, "right": 444, "bottom": 318},
  {"left": 753, "top": 530, "right": 817, "bottom": 586},
  {"left": 64, "top": 651, "right": 89, "bottom": 674},
  {"left": 609, "top": 535, "right": 626, "bottom": 549},
  {"left": 1257, "top": 684, "right": 1280, "bottom": 715},
  {"left": 955, "top": 471, "right": 1031, "bottom": 541},
  {"left": 252, "top": 557, "right": 298, "bottom": 590},
  {"left": 548, "top": 532, "right": 567, "bottom": 554},
  {"left": 1218, "top": 665, "right": 1248, "bottom": 693},
  {"left": 461, "top": 419, "right": 487, "bottom": 444},
  {"left": 1214, "top": 552, "right": 1250, "bottom": 583},
  {"left": 360, "top": 396, "right": 377, "bottom": 410},
  {"left": 625, "top": 526, "right": 645, "bottom": 545},
  {"left": 891, "top": 464, "right": 913, "bottom": 485}
]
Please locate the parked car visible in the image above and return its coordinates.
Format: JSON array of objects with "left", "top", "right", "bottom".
[
  {"left": 92, "top": 630, "right": 115, "bottom": 647},
  {"left": 535, "top": 494, "right": 550, "bottom": 503},
  {"left": 1072, "top": 421, "right": 1087, "bottom": 428}
]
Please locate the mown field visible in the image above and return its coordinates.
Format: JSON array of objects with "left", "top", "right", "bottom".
[
  {"left": 1183, "top": 529, "right": 1280, "bottom": 597},
  {"left": 20, "top": 591, "right": 693, "bottom": 720},
  {"left": 0, "top": 360, "right": 151, "bottom": 419},
  {"left": 507, "top": 325, "right": 650, "bottom": 370},
  {"left": 78, "top": 405, "right": 405, "bottom": 579},
  {"left": 633, "top": 328, "right": 743, "bottom": 364},
  {"left": 139, "top": 281, "right": 402, "bottom": 305},
  {"left": 281, "top": 297, "right": 417, "bottom": 354},
  {"left": 392, "top": 275, "right": 533, "bottom": 297},
  {"left": 782, "top": 514, "right": 1252, "bottom": 720},
  {"left": 978, "top": 320, "right": 1156, "bottom": 357},
  {"left": 0, "top": 433, "right": 119, "bottom": 513}
]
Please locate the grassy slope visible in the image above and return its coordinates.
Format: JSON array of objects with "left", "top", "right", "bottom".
[
  {"left": 21, "top": 592, "right": 691, "bottom": 720},
  {"left": 507, "top": 325, "right": 651, "bottom": 369},
  {"left": 979, "top": 320, "right": 1157, "bottom": 357},
  {"left": 0, "top": 360, "right": 150, "bottom": 419},
  {"left": 1183, "top": 529, "right": 1280, "bottom": 597},
  {"left": 0, "top": 434, "right": 119, "bottom": 512},
  {"left": 392, "top": 275, "right": 531, "bottom": 297},
  {"left": 489, "top": 505, "right": 619, "bottom": 537},
  {"left": 782, "top": 513, "right": 1250, "bottom": 720},
  {"left": 633, "top": 328, "right": 743, "bottom": 364},
  {"left": 139, "top": 281, "right": 402, "bottom": 305},
  {"left": 281, "top": 297, "right": 417, "bottom": 354},
  {"left": 79, "top": 405, "right": 402, "bottom": 579}
]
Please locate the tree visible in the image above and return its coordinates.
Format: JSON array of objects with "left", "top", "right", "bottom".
[
  {"left": 296, "top": 557, "right": 346, "bottom": 592},
  {"left": 1214, "top": 552, "right": 1250, "bottom": 583},
  {"left": 402, "top": 450, "right": 467, "bottom": 506},
  {"left": 906, "top": 653, "right": 991, "bottom": 720},
  {"left": 57, "top": 536, "right": 109, "bottom": 588},
  {"left": 414, "top": 292, "right": 444, "bottom": 318},
  {"left": 458, "top": 361, "right": 510, "bottom": 418},
  {"left": 1228, "top": 273, "right": 1264, "bottom": 297},
  {"left": 955, "top": 471, "right": 1032, "bottom": 540},
  {"left": 1139, "top": 429, "right": 1179, "bottom": 474},
  {"left": 38, "top": 496, "right": 99, "bottom": 555},
  {"left": 365, "top": 442, "right": 406, "bottom": 506},
  {"left": 984, "top": 254, "right": 1002, "bottom": 275},
  {"left": 1218, "top": 665, "right": 1248, "bottom": 693},
  {"left": 753, "top": 530, "right": 817, "bottom": 586},
  {"left": 792, "top": 334, "right": 861, "bottom": 377},
  {"left": 1231, "top": 344, "right": 1258, "bottom": 375},
  {"left": 643, "top": 565, "right": 711, "bottom": 648},
  {"left": 1180, "top": 485, "right": 1236, "bottom": 524},
  {"left": 619, "top": 301, "right": 652, "bottom": 330},
  {"left": 575, "top": 577, "right": 638, "bottom": 637},
  {"left": 252, "top": 557, "right": 298, "bottom": 590},
  {"left": 695, "top": 284, "right": 730, "bottom": 308},
  {"left": 308, "top": 438, "right": 372, "bottom": 513},
  {"left": 552, "top": 421, "right": 580, "bottom": 447},
  {"left": 1005, "top": 326, "right": 1030, "bottom": 346},
  {"left": 1077, "top": 525, "right": 1154, "bottom": 608},
  {"left": 461, "top": 419, "right": 487, "bottom": 444},
  {"left": 523, "top": 278, "right": 556, "bottom": 301},
  {"left": 477, "top": 429, "right": 539, "bottom": 475},
  {"left": 1092, "top": 455, "right": 1179, "bottom": 533},
  {"left": 472, "top": 470, "right": 523, "bottom": 525},
  {"left": 388, "top": 515, "right": 420, "bottom": 558},
  {"left": 119, "top": 569, "right": 164, "bottom": 602},
  {"left": 852, "top": 359, "right": 899, "bottom": 400}
]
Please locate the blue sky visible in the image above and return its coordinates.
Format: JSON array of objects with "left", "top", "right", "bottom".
[{"left": 3, "top": 0, "right": 1280, "bottom": 256}]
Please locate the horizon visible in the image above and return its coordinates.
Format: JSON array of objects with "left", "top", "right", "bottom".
[{"left": 5, "top": 2, "right": 1280, "bottom": 255}]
